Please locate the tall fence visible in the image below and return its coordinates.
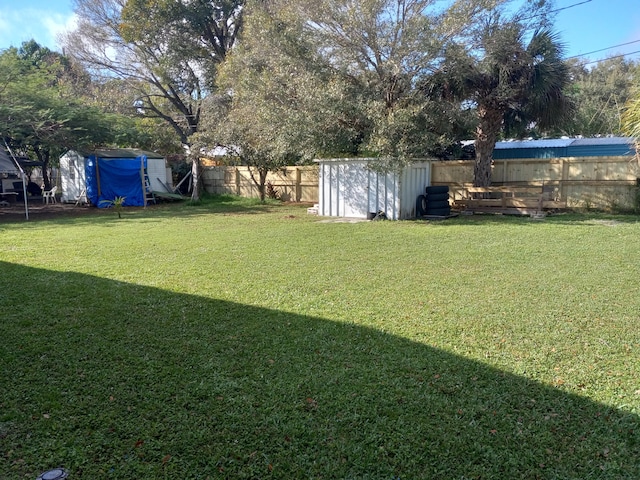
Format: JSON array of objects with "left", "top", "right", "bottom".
[
  {"left": 202, "top": 166, "right": 318, "bottom": 202},
  {"left": 203, "top": 156, "right": 640, "bottom": 211},
  {"left": 431, "top": 156, "right": 640, "bottom": 210}
]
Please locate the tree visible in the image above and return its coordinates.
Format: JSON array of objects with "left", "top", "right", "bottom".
[
  {"left": 212, "top": 0, "right": 508, "bottom": 186},
  {"left": 622, "top": 73, "right": 640, "bottom": 164},
  {"left": 566, "top": 57, "right": 640, "bottom": 136},
  {"left": 0, "top": 42, "right": 126, "bottom": 189},
  {"left": 204, "top": 2, "right": 366, "bottom": 200},
  {"left": 429, "top": 6, "right": 573, "bottom": 186},
  {"left": 62, "top": 0, "right": 244, "bottom": 200},
  {"left": 291, "top": 0, "right": 512, "bottom": 160}
]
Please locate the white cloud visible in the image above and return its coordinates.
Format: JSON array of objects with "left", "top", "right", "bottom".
[
  {"left": 43, "top": 12, "right": 78, "bottom": 49},
  {"left": 0, "top": 8, "right": 76, "bottom": 51}
]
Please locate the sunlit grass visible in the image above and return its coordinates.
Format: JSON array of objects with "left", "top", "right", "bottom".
[{"left": 1, "top": 201, "right": 639, "bottom": 478}]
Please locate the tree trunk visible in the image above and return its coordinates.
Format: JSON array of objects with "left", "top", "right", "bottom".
[
  {"left": 474, "top": 105, "right": 503, "bottom": 187},
  {"left": 258, "top": 168, "right": 268, "bottom": 202},
  {"left": 246, "top": 163, "right": 269, "bottom": 203},
  {"left": 34, "top": 146, "right": 51, "bottom": 190},
  {"left": 190, "top": 157, "right": 201, "bottom": 202}
]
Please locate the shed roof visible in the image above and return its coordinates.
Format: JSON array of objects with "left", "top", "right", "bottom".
[
  {"left": 494, "top": 137, "right": 635, "bottom": 150},
  {"left": 569, "top": 137, "right": 635, "bottom": 147},
  {"left": 66, "top": 148, "right": 165, "bottom": 159},
  {"left": 93, "top": 148, "right": 165, "bottom": 159},
  {"left": 495, "top": 139, "right": 574, "bottom": 149}
]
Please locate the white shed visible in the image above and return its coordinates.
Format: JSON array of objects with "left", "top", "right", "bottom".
[
  {"left": 316, "top": 158, "right": 432, "bottom": 220},
  {"left": 60, "top": 148, "right": 173, "bottom": 204}
]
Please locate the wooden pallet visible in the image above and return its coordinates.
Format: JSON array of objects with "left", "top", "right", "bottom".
[{"left": 452, "top": 185, "right": 567, "bottom": 215}]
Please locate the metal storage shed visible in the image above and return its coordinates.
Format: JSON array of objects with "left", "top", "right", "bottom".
[{"left": 316, "top": 158, "right": 431, "bottom": 220}]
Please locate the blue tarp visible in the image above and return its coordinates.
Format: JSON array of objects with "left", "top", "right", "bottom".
[{"left": 86, "top": 155, "right": 147, "bottom": 207}]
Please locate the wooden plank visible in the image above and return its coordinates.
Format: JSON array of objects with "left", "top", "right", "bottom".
[
  {"left": 504, "top": 198, "right": 541, "bottom": 208},
  {"left": 465, "top": 186, "right": 542, "bottom": 195},
  {"left": 466, "top": 199, "right": 504, "bottom": 207}
]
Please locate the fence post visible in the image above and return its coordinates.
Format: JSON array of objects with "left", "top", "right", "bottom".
[{"left": 561, "top": 159, "right": 569, "bottom": 203}]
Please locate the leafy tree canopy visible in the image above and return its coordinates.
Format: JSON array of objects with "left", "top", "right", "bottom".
[
  {"left": 0, "top": 41, "right": 133, "bottom": 188},
  {"left": 566, "top": 57, "right": 640, "bottom": 136}
]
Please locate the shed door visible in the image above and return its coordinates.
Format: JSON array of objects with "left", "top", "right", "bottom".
[
  {"left": 146, "top": 159, "right": 167, "bottom": 192},
  {"left": 320, "top": 160, "right": 401, "bottom": 219},
  {"left": 341, "top": 162, "right": 369, "bottom": 218}
]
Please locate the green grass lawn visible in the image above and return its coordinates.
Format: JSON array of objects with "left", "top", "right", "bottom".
[{"left": 1, "top": 197, "right": 639, "bottom": 479}]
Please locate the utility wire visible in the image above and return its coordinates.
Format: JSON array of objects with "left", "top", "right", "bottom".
[
  {"left": 549, "top": 0, "right": 593, "bottom": 15},
  {"left": 582, "top": 49, "right": 640, "bottom": 65},
  {"left": 567, "top": 39, "right": 640, "bottom": 59},
  {"left": 520, "top": 0, "right": 593, "bottom": 21}
]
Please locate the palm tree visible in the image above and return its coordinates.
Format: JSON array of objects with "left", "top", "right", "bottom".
[
  {"left": 622, "top": 86, "right": 640, "bottom": 160},
  {"left": 430, "top": 24, "right": 573, "bottom": 186}
]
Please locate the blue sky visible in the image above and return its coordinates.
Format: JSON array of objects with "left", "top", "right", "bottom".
[{"left": 1, "top": 0, "right": 639, "bottom": 63}]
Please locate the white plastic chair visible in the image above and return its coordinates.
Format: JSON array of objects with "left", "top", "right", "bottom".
[{"left": 43, "top": 185, "right": 57, "bottom": 204}]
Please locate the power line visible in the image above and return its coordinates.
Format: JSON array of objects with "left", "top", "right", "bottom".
[
  {"left": 582, "top": 49, "right": 640, "bottom": 65},
  {"left": 520, "top": 0, "right": 593, "bottom": 21},
  {"left": 567, "top": 39, "right": 640, "bottom": 59},
  {"left": 549, "top": 0, "right": 593, "bottom": 15}
]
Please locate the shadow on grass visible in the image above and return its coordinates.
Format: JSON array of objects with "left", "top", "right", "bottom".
[{"left": 1, "top": 262, "right": 638, "bottom": 479}]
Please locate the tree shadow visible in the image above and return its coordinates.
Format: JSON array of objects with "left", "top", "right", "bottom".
[{"left": 1, "top": 262, "right": 638, "bottom": 479}]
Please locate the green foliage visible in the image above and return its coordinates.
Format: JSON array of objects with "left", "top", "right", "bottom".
[
  {"left": 567, "top": 57, "right": 640, "bottom": 136},
  {"left": 622, "top": 83, "right": 640, "bottom": 141},
  {"left": 65, "top": 0, "right": 244, "bottom": 148},
  {"left": 98, "top": 196, "right": 126, "bottom": 218},
  {"left": 0, "top": 42, "right": 136, "bottom": 188},
  {"left": 214, "top": 0, "right": 514, "bottom": 166}
]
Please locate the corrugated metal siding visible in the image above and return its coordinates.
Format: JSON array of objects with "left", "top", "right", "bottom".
[
  {"left": 368, "top": 167, "right": 400, "bottom": 219},
  {"left": 317, "top": 159, "right": 431, "bottom": 220},
  {"left": 495, "top": 139, "right": 574, "bottom": 149},
  {"left": 566, "top": 144, "right": 635, "bottom": 157},
  {"left": 493, "top": 147, "right": 569, "bottom": 159},
  {"left": 400, "top": 162, "right": 431, "bottom": 219},
  {"left": 493, "top": 137, "right": 635, "bottom": 159},
  {"left": 319, "top": 160, "right": 376, "bottom": 218}
]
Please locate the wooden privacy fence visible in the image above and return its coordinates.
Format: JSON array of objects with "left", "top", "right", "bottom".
[
  {"left": 432, "top": 156, "right": 640, "bottom": 211},
  {"left": 203, "top": 156, "right": 640, "bottom": 211},
  {"left": 202, "top": 166, "right": 319, "bottom": 202}
]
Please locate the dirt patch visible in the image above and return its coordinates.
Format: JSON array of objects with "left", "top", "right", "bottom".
[{"left": 0, "top": 202, "right": 102, "bottom": 222}]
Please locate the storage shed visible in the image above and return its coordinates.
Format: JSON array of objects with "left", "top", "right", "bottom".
[
  {"left": 60, "top": 149, "right": 172, "bottom": 206},
  {"left": 316, "top": 158, "right": 431, "bottom": 220}
]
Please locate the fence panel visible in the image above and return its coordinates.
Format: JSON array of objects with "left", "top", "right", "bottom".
[
  {"left": 204, "top": 156, "right": 639, "bottom": 211},
  {"left": 432, "top": 156, "right": 639, "bottom": 210},
  {"left": 202, "top": 166, "right": 319, "bottom": 202}
]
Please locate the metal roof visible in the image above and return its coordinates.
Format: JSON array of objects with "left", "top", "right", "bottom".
[
  {"left": 495, "top": 139, "right": 574, "bottom": 149},
  {"left": 569, "top": 137, "right": 634, "bottom": 147},
  {"left": 93, "top": 148, "right": 165, "bottom": 159},
  {"left": 494, "top": 137, "right": 635, "bottom": 149}
]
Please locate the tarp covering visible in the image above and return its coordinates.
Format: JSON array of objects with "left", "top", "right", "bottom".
[
  {"left": 0, "top": 148, "right": 20, "bottom": 174},
  {"left": 86, "top": 155, "right": 147, "bottom": 207}
]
